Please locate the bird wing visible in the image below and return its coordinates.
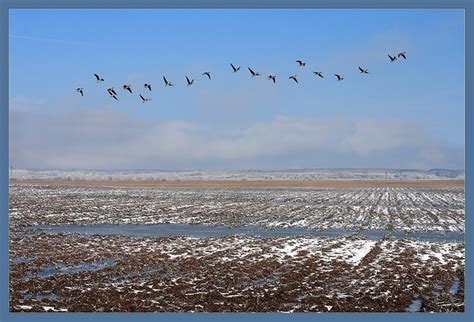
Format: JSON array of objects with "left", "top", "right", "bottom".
[
  {"left": 94, "top": 73, "right": 100, "bottom": 80},
  {"left": 163, "top": 76, "right": 167, "bottom": 83},
  {"left": 359, "top": 67, "right": 363, "bottom": 72},
  {"left": 140, "top": 94, "right": 145, "bottom": 101},
  {"left": 231, "top": 63, "right": 236, "bottom": 71},
  {"left": 296, "top": 60, "right": 302, "bottom": 64},
  {"left": 248, "top": 67, "right": 255, "bottom": 75}
]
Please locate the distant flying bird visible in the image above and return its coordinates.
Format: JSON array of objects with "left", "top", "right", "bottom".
[
  {"left": 107, "top": 88, "right": 118, "bottom": 101},
  {"left": 94, "top": 73, "right": 104, "bottom": 82},
  {"left": 358, "top": 67, "right": 369, "bottom": 74},
  {"left": 296, "top": 60, "right": 306, "bottom": 67},
  {"left": 313, "top": 71, "right": 324, "bottom": 78},
  {"left": 76, "top": 88, "right": 84, "bottom": 96},
  {"left": 248, "top": 67, "right": 261, "bottom": 77},
  {"left": 388, "top": 54, "right": 397, "bottom": 62},
  {"left": 334, "top": 74, "right": 344, "bottom": 81},
  {"left": 398, "top": 52, "right": 407, "bottom": 60},
  {"left": 139, "top": 94, "right": 151, "bottom": 103},
  {"left": 267, "top": 75, "right": 276, "bottom": 83},
  {"left": 107, "top": 87, "right": 118, "bottom": 96},
  {"left": 163, "top": 76, "right": 173, "bottom": 87},
  {"left": 144, "top": 83, "right": 152, "bottom": 91},
  {"left": 186, "top": 76, "right": 194, "bottom": 86},
  {"left": 202, "top": 72, "right": 211, "bottom": 80},
  {"left": 289, "top": 75, "right": 298, "bottom": 83},
  {"left": 123, "top": 84, "right": 132, "bottom": 93},
  {"left": 230, "top": 63, "right": 240, "bottom": 73}
]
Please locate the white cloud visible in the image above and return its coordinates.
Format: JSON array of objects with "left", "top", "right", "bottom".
[
  {"left": 343, "top": 120, "right": 423, "bottom": 155},
  {"left": 8, "top": 109, "right": 464, "bottom": 170}
]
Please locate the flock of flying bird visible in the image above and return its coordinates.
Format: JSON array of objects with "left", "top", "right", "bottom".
[{"left": 75, "top": 51, "right": 407, "bottom": 103}]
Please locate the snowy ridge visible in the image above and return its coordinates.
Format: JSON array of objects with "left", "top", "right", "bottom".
[{"left": 10, "top": 168, "right": 465, "bottom": 181}]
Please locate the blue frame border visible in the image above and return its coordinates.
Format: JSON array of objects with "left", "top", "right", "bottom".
[{"left": 1, "top": 1, "right": 472, "bottom": 322}]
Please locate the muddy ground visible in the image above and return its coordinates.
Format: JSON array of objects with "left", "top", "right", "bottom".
[
  {"left": 9, "top": 182, "right": 465, "bottom": 313},
  {"left": 10, "top": 232, "right": 464, "bottom": 313}
]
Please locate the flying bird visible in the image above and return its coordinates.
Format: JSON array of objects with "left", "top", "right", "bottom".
[
  {"left": 230, "top": 63, "right": 240, "bottom": 73},
  {"left": 76, "top": 88, "right": 84, "bottom": 96},
  {"left": 139, "top": 94, "right": 151, "bottom": 103},
  {"left": 296, "top": 60, "right": 306, "bottom": 67},
  {"left": 248, "top": 67, "right": 261, "bottom": 77},
  {"left": 358, "top": 67, "right": 369, "bottom": 74},
  {"left": 144, "top": 83, "right": 152, "bottom": 91},
  {"left": 123, "top": 84, "right": 132, "bottom": 93},
  {"left": 388, "top": 54, "right": 397, "bottom": 62},
  {"left": 163, "top": 77, "right": 173, "bottom": 87},
  {"left": 289, "top": 75, "right": 298, "bottom": 83},
  {"left": 186, "top": 76, "right": 194, "bottom": 86},
  {"left": 334, "top": 74, "right": 344, "bottom": 81},
  {"left": 107, "top": 87, "right": 118, "bottom": 96},
  {"left": 202, "top": 72, "right": 211, "bottom": 80},
  {"left": 94, "top": 73, "right": 104, "bottom": 82},
  {"left": 107, "top": 88, "right": 118, "bottom": 101},
  {"left": 398, "top": 52, "right": 407, "bottom": 60},
  {"left": 267, "top": 75, "right": 276, "bottom": 83},
  {"left": 313, "top": 71, "right": 324, "bottom": 78}
]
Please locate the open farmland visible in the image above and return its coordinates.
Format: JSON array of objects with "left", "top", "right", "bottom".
[
  {"left": 9, "top": 181, "right": 465, "bottom": 313},
  {"left": 9, "top": 183, "right": 464, "bottom": 232}
]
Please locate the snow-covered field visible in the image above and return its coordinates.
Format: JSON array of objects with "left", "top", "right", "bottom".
[
  {"left": 8, "top": 183, "right": 465, "bottom": 312},
  {"left": 10, "top": 233, "right": 464, "bottom": 312},
  {"left": 9, "top": 185, "right": 465, "bottom": 232},
  {"left": 10, "top": 168, "right": 465, "bottom": 181}
]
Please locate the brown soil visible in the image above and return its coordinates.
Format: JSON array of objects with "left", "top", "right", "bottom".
[{"left": 9, "top": 232, "right": 465, "bottom": 313}]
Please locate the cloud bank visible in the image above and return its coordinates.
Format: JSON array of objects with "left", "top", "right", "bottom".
[{"left": 9, "top": 109, "right": 464, "bottom": 170}]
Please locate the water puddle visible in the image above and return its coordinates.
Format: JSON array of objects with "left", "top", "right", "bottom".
[
  {"left": 449, "top": 277, "right": 460, "bottom": 296},
  {"left": 22, "top": 292, "right": 60, "bottom": 301},
  {"left": 24, "top": 224, "right": 464, "bottom": 242},
  {"left": 25, "top": 260, "right": 115, "bottom": 280},
  {"left": 406, "top": 298, "right": 422, "bottom": 312},
  {"left": 10, "top": 258, "right": 33, "bottom": 265}
]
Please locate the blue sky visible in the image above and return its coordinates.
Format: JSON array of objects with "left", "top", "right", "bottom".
[{"left": 9, "top": 9, "right": 465, "bottom": 170}]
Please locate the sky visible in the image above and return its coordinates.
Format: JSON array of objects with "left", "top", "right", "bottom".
[{"left": 8, "top": 9, "right": 465, "bottom": 170}]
